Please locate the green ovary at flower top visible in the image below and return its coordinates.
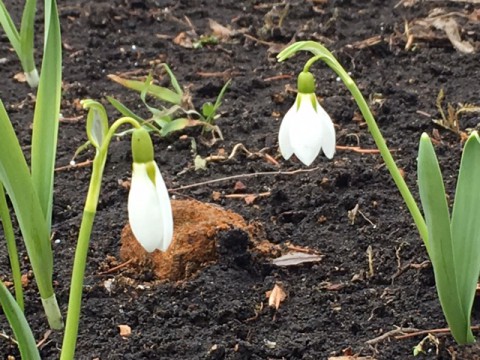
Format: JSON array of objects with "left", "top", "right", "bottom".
[
  {"left": 129, "top": 127, "right": 174, "bottom": 253},
  {"left": 278, "top": 71, "right": 336, "bottom": 166}
]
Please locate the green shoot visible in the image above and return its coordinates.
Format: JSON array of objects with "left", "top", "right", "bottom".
[
  {"left": 0, "top": 0, "right": 63, "bottom": 329},
  {"left": 108, "top": 64, "right": 229, "bottom": 139},
  {"left": 278, "top": 40, "right": 480, "bottom": 345},
  {"left": 0, "top": 281, "right": 40, "bottom": 359},
  {"left": 0, "top": 0, "right": 39, "bottom": 87},
  {"left": 60, "top": 101, "right": 142, "bottom": 359},
  {"left": 0, "top": 183, "right": 23, "bottom": 310}
]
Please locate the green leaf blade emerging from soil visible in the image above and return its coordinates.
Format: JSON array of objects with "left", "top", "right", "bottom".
[
  {"left": 450, "top": 132, "right": 480, "bottom": 343},
  {"left": 0, "top": 100, "right": 55, "bottom": 320},
  {"left": 108, "top": 74, "right": 182, "bottom": 105},
  {"left": 417, "top": 133, "right": 470, "bottom": 344},
  {"left": 0, "top": 281, "right": 40, "bottom": 360},
  {"left": 30, "top": 0, "right": 62, "bottom": 232}
]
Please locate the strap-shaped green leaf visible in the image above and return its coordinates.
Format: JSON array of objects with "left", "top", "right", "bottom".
[
  {"left": 30, "top": 0, "right": 62, "bottom": 231},
  {"left": 417, "top": 133, "right": 469, "bottom": 344},
  {"left": 450, "top": 131, "right": 480, "bottom": 343},
  {"left": 0, "top": 100, "right": 54, "bottom": 304},
  {"left": 108, "top": 74, "right": 182, "bottom": 105},
  {"left": 19, "top": 0, "right": 37, "bottom": 74},
  {"left": 0, "top": 1, "right": 21, "bottom": 55},
  {"left": 0, "top": 281, "right": 40, "bottom": 360}
]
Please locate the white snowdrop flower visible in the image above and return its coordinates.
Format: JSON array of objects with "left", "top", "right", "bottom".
[
  {"left": 128, "top": 128, "right": 173, "bottom": 252},
  {"left": 278, "top": 71, "right": 336, "bottom": 166}
]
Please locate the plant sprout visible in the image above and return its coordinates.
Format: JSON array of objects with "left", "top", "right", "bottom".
[
  {"left": 0, "top": 0, "right": 62, "bottom": 329},
  {"left": 0, "top": 281, "right": 40, "bottom": 359},
  {"left": 60, "top": 101, "right": 173, "bottom": 359},
  {"left": 278, "top": 41, "right": 479, "bottom": 345},
  {"left": 0, "top": 0, "right": 39, "bottom": 87},
  {"left": 107, "top": 64, "right": 230, "bottom": 139}
]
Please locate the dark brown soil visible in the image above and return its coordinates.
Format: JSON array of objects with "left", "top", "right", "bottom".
[{"left": 2, "top": 0, "right": 480, "bottom": 359}]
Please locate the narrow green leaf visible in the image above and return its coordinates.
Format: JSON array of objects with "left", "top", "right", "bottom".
[
  {"left": 417, "top": 133, "right": 468, "bottom": 344},
  {"left": 0, "top": 183, "right": 23, "bottom": 310},
  {"left": 0, "top": 281, "right": 40, "bottom": 360},
  {"left": 106, "top": 96, "right": 144, "bottom": 123},
  {"left": 30, "top": 0, "right": 62, "bottom": 231},
  {"left": 162, "top": 63, "right": 183, "bottom": 96},
  {"left": 450, "top": 131, "right": 480, "bottom": 343},
  {"left": 108, "top": 74, "right": 182, "bottom": 105},
  {"left": 19, "top": 0, "right": 37, "bottom": 75},
  {"left": 0, "top": 0, "right": 21, "bottom": 55},
  {"left": 160, "top": 118, "right": 190, "bottom": 136},
  {"left": 0, "top": 100, "right": 53, "bottom": 303}
]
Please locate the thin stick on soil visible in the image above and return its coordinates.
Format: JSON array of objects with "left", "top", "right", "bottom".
[
  {"left": 336, "top": 145, "right": 386, "bottom": 154},
  {"left": 394, "top": 325, "right": 480, "bottom": 340},
  {"left": 170, "top": 167, "right": 320, "bottom": 191},
  {"left": 55, "top": 159, "right": 93, "bottom": 172},
  {"left": 97, "top": 259, "right": 133, "bottom": 276},
  {"left": 366, "top": 327, "right": 419, "bottom": 345}
]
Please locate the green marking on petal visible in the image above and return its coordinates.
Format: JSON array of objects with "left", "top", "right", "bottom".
[
  {"left": 310, "top": 94, "right": 317, "bottom": 111},
  {"left": 145, "top": 162, "right": 156, "bottom": 184},
  {"left": 295, "top": 94, "right": 301, "bottom": 111}
]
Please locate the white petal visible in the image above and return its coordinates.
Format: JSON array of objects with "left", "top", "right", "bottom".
[
  {"left": 153, "top": 163, "right": 173, "bottom": 251},
  {"left": 289, "top": 95, "right": 323, "bottom": 166},
  {"left": 278, "top": 104, "right": 296, "bottom": 160},
  {"left": 315, "top": 99, "right": 336, "bottom": 159},
  {"left": 128, "top": 162, "right": 173, "bottom": 252}
]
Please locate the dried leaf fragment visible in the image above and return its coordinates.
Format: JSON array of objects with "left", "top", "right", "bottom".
[
  {"left": 211, "top": 191, "right": 222, "bottom": 201},
  {"left": 118, "top": 324, "right": 132, "bottom": 337},
  {"left": 208, "top": 19, "right": 234, "bottom": 40},
  {"left": 21, "top": 273, "right": 29, "bottom": 287},
  {"left": 173, "top": 31, "right": 197, "bottom": 48},
  {"left": 272, "top": 252, "right": 323, "bottom": 266},
  {"left": 233, "top": 181, "right": 247, "bottom": 192},
  {"left": 432, "top": 17, "right": 474, "bottom": 54},
  {"left": 266, "top": 283, "right": 286, "bottom": 310},
  {"left": 244, "top": 194, "right": 257, "bottom": 205},
  {"left": 13, "top": 72, "right": 27, "bottom": 83}
]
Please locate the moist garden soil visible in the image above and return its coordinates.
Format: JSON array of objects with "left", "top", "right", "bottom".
[{"left": 2, "top": 0, "right": 480, "bottom": 359}]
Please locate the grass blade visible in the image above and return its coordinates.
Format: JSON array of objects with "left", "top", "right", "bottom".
[
  {"left": 108, "top": 74, "right": 182, "bottom": 105},
  {"left": 106, "top": 96, "right": 145, "bottom": 123},
  {"left": 0, "top": 281, "right": 40, "bottom": 360},
  {"left": 417, "top": 133, "right": 468, "bottom": 344},
  {"left": 19, "top": 0, "right": 38, "bottom": 86},
  {"left": 0, "top": 1, "right": 21, "bottom": 55},
  {"left": 30, "top": 0, "right": 62, "bottom": 231},
  {"left": 0, "top": 183, "right": 23, "bottom": 310},
  {"left": 162, "top": 63, "right": 183, "bottom": 95},
  {"left": 0, "top": 100, "right": 54, "bottom": 316},
  {"left": 450, "top": 132, "right": 480, "bottom": 343}
]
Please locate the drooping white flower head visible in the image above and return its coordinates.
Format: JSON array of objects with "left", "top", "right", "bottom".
[
  {"left": 278, "top": 71, "right": 336, "bottom": 166},
  {"left": 128, "top": 128, "right": 173, "bottom": 253}
]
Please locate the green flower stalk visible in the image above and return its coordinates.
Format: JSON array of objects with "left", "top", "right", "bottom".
[
  {"left": 61, "top": 101, "right": 173, "bottom": 359},
  {"left": 277, "top": 40, "right": 428, "bottom": 245},
  {"left": 278, "top": 40, "right": 480, "bottom": 345},
  {"left": 0, "top": 0, "right": 39, "bottom": 87}
]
